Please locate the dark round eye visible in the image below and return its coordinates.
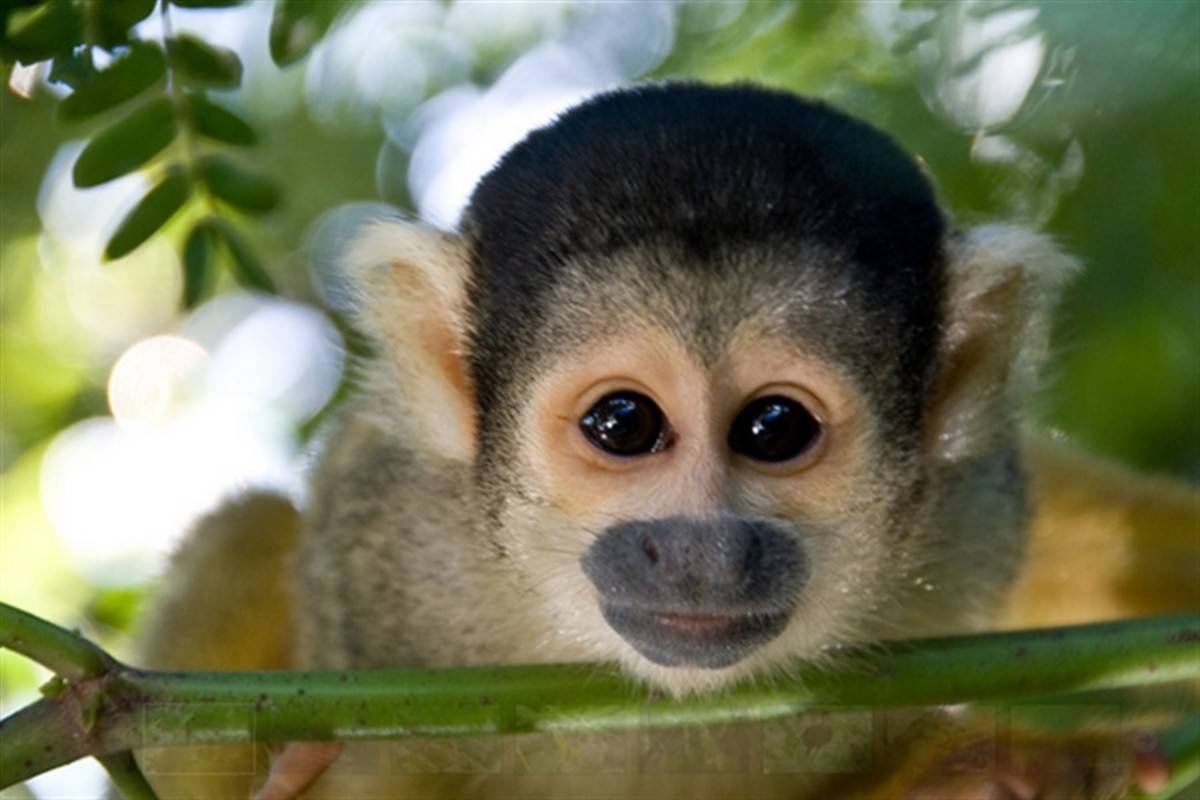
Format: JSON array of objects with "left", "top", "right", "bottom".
[
  {"left": 728, "top": 395, "right": 822, "bottom": 463},
  {"left": 579, "top": 391, "right": 666, "bottom": 457}
]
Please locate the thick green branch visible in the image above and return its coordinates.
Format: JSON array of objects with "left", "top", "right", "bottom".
[{"left": 3, "top": 608, "right": 1197, "bottom": 789}]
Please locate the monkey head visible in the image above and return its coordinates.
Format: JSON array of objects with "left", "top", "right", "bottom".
[{"left": 345, "top": 84, "right": 1076, "bottom": 696}]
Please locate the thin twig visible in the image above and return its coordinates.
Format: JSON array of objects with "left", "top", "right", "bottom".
[{"left": 0, "top": 603, "right": 112, "bottom": 682}]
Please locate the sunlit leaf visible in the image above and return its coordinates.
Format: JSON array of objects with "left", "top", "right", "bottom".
[
  {"left": 3, "top": 0, "right": 83, "bottom": 65},
  {"left": 85, "top": 584, "right": 150, "bottom": 633},
  {"left": 196, "top": 154, "right": 280, "bottom": 214},
  {"left": 94, "top": 0, "right": 158, "bottom": 48},
  {"left": 182, "top": 218, "right": 218, "bottom": 307},
  {"left": 270, "top": 0, "right": 341, "bottom": 67},
  {"left": 165, "top": 33, "right": 242, "bottom": 89},
  {"left": 72, "top": 97, "right": 178, "bottom": 188},
  {"left": 213, "top": 219, "right": 275, "bottom": 293},
  {"left": 186, "top": 93, "right": 257, "bottom": 146},
  {"left": 104, "top": 167, "right": 191, "bottom": 260},
  {"left": 58, "top": 42, "right": 166, "bottom": 122}
]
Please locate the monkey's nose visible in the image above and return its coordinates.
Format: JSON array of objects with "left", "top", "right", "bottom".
[
  {"left": 582, "top": 515, "right": 805, "bottom": 611},
  {"left": 581, "top": 515, "right": 806, "bottom": 668}
]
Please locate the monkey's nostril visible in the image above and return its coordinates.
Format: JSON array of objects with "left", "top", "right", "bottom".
[
  {"left": 642, "top": 536, "right": 660, "bottom": 564},
  {"left": 744, "top": 530, "right": 764, "bottom": 573}
]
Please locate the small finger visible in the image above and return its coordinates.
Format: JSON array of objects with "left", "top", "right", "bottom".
[
  {"left": 254, "top": 741, "right": 344, "bottom": 800},
  {"left": 1132, "top": 733, "right": 1170, "bottom": 795}
]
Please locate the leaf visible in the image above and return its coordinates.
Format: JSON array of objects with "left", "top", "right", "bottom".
[
  {"left": 3, "top": 0, "right": 84, "bottom": 65},
  {"left": 58, "top": 42, "right": 166, "bottom": 122},
  {"left": 270, "top": 0, "right": 341, "bottom": 67},
  {"left": 196, "top": 154, "right": 280, "bottom": 214},
  {"left": 72, "top": 97, "right": 179, "bottom": 188},
  {"left": 212, "top": 220, "right": 275, "bottom": 293},
  {"left": 182, "top": 219, "right": 218, "bottom": 307},
  {"left": 94, "top": 0, "right": 158, "bottom": 48},
  {"left": 46, "top": 45, "right": 97, "bottom": 89},
  {"left": 104, "top": 167, "right": 191, "bottom": 260},
  {"left": 165, "top": 34, "right": 243, "bottom": 89},
  {"left": 170, "top": 0, "right": 248, "bottom": 7},
  {"left": 185, "top": 93, "right": 257, "bottom": 146},
  {"left": 84, "top": 584, "right": 149, "bottom": 633}
]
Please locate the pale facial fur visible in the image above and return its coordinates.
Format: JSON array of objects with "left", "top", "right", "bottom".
[
  {"left": 487, "top": 322, "right": 932, "bottom": 696},
  {"left": 330, "top": 214, "right": 1074, "bottom": 697}
]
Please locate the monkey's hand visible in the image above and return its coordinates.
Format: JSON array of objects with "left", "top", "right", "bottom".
[
  {"left": 253, "top": 742, "right": 344, "bottom": 800},
  {"left": 895, "top": 729, "right": 1170, "bottom": 800}
]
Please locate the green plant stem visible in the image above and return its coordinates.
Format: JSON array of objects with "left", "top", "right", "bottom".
[
  {"left": 98, "top": 753, "right": 160, "bottom": 800},
  {"left": 2, "top": 608, "right": 1197, "bottom": 789},
  {"left": 0, "top": 603, "right": 111, "bottom": 681}
]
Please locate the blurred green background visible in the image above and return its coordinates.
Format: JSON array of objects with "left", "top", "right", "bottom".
[{"left": 0, "top": 1, "right": 1197, "bottom": 795}]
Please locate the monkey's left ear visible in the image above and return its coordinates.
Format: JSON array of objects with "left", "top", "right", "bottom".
[
  {"left": 344, "top": 218, "right": 476, "bottom": 462},
  {"left": 927, "top": 225, "right": 1079, "bottom": 463}
]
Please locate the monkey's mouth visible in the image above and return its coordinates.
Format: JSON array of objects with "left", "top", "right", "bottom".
[{"left": 600, "top": 603, "right": 791, "bottom": 669}]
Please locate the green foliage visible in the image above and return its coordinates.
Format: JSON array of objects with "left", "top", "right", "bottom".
[
  {"left": 104, "top": 167, "right": 191, "bottom": 260},
  {"left": 164, "top": 33, "right": 241, "bottom": 88},
  {"left": 195, "top": 154, "right": 279, "bottom": 213},
  {"left": 184, "top": 92, "right": 256, "bottom": 145},
  {"left": 92, "top": 0, "right": 158, "bottom": 48},
  {"left": 270, "top": 0, "right": 343, "bottom": 67},
  {"left": 57, "top": 41, "right": 165, "bottom": 121},
  {"left": 2, "top": 0, "right": 82, "bottom": 65},
  {"left": 3, "top": 0, "right": 309, "bottom": 295},
  {"left": 71, "top": 96, "right": 178, "bottom": 187},
  {"left": 83, "top": 585, "right": 150, "bottom": 636},
  {"left": 212, "top": 218, "right": 275, "bottom": 293},
  {"left": 2, "top": 0, "right": 157, "bottom": 63},
  {"left": 182, "top": 218, "right": 218, "bottom": 307}
]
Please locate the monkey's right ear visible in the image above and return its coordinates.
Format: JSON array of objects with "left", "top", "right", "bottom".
[
  {"left": 927, "top": 225, "right": 1079, "bottom": 463},
  {"left": 345, "top": 219, "right": 476, "bottom": 462}
]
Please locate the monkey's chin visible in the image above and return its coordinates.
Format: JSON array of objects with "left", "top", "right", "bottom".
[{"left": 599, "top": 603, "right": 792, "bottom": 670}]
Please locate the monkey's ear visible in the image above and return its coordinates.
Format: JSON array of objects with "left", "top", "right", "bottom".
[
  {"left": 345, "top": 218, "right": 476, "bottom": 462},
  {"left": 927, "top": 225, "right": 1079, "bottom": 463}
]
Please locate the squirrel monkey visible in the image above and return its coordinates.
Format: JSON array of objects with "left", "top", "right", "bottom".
[{"left": 134, "top": 84, "right": 1200, "bottom": 800}]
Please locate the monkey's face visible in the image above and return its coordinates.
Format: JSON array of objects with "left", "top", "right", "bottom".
[
  {"left": 481, "top": 270, "right": 933, "bottom": 696},
  {"left": 354, "top": 86, "right": 1059, "bottom": 694}
]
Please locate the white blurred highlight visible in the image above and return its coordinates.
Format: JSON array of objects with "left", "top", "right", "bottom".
[
  {"left": 863, "top": 1, "right": 1045, "bottom": 132},
  {"left": 40, "top": 295, "right": 344, "bottom": 578},
  {"left": 38, "top": 141, "right": 150, "bottom": 247},
  {"left": 933, "top": 5, "right": 1044, "bottom": 130},
  {"left": 8, "top": 61, "right": 39, "bottom": 98},
  {"left": 403, "top": 0, "right": 675, "bottom": 228},
  {"left": 304, "top": 1, "right": 462, "bottom": 128},
  {"left": 108, "top": 336, "right": 209, "bottom": 432}
]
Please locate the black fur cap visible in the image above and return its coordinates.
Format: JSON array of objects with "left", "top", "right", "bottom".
[{"left": 461, "top": 83, "right": 947, "bottom": 436}]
